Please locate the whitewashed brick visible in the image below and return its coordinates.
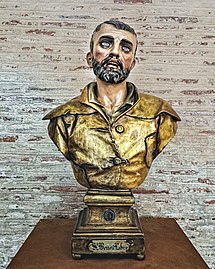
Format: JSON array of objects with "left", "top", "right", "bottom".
[{"left": 0, "top": 1, "right": 214, "bottom": 268}]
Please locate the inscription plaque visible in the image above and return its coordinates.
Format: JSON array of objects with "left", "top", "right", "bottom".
[{"left": 88, "top": 240, "right": 131, "bottom": 253}]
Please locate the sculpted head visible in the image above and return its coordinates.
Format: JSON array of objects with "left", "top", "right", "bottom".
[{"left": 87, "top": 20, "right": 138, "bottom": 84}]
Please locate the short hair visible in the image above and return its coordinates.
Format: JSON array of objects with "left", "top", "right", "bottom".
[{"left": 90, "top": 20, "right": 137, "bottom": 53}]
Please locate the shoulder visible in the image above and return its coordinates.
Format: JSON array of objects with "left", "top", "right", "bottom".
[
  {"left": 42, "top": 91, "right": 95, "bottom": 120},
  {"left": 43, "top": 96, "right": 79, "bottom": 120},
  {"left": 127, "top": 92, "right": 181, "bottom": 121},
  {"left": 42, "top": 99, "right": 78, "bottom": 120}
]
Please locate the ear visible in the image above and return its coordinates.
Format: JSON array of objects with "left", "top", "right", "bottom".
[{"left": 86, "top": 52, "right": 93, "bottom": 67}]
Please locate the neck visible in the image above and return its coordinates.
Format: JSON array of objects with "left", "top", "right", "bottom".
[{"left": 96, "top": 79, "right": 127, "bottom": 111}]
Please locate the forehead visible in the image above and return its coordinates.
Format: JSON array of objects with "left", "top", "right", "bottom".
[{"left": 92, "top": 24, "right": 137, "bottom": 48}]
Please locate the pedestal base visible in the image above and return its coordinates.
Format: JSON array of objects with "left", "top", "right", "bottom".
[
  {"left": 71, "top": 189, "right": 144, "bottom": 259},
  {"left": 72, "top": 207, "right": 145, "bottom": 259}
]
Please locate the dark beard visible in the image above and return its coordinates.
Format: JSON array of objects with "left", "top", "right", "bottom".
[{"left": 92, "top": 55, "right": 130, "bottom": 84}]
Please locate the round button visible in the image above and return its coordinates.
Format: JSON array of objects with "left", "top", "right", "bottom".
[
  {"left": 113, "top": 157, "right": 122, "bottom": 165},
  {"left": 115, "top": 125, "right": 124, "bottom": 133}
]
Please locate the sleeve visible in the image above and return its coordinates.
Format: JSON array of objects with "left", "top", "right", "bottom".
[
  {"left": 48, "top": 116, "right": 70, "bottom": 160},
  {"left": 153, "top": 113, "right": 178, "bottom": 158},
  {"left": 158, "top": 113, "right": 178, "bottom": 152}
]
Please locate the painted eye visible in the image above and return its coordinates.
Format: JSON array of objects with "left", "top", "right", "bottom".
[
  {"left": 100, "top": 40, "right": 111, "bottom": 49},
  {"left": 122, "top": 45, "right": 131, "bottom": 53}
]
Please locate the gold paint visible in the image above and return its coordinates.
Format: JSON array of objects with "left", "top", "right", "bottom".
[{"left": 43, "top": 82, "right": 180, "bottom": 190}]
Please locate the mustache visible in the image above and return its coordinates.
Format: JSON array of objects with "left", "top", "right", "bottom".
[{"left": 100, "top": 54, "right": 123, "bottom": 70}]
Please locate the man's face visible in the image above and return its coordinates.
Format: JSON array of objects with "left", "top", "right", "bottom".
[{"left": 88, "top": 24, "right": 137, "bottom": 84}]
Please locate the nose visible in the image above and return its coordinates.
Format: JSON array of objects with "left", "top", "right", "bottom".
[{"left": 110, "top": 41, "right": 120, "bottom": 57}]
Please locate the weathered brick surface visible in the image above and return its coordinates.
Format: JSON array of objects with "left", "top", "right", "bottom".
[{"left": 0, "top": 0, "right": 214, "bottom": 268}]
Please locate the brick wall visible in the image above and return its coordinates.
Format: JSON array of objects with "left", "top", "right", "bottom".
[{"left": 0, "top": 0, "right": 214, "bottom": 268}]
